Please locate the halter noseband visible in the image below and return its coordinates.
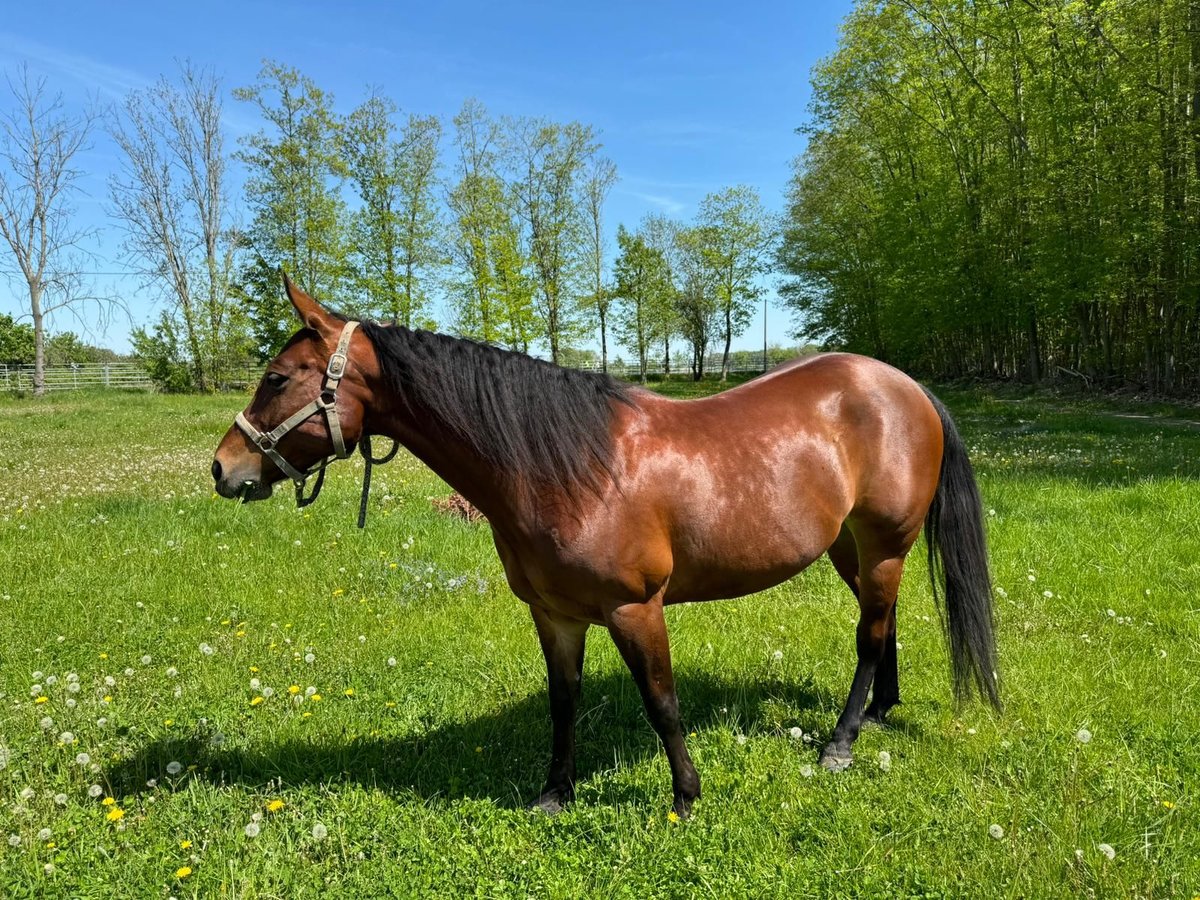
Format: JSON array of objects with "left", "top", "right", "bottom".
[{"left": 234, "top": 320, "right": 360, "bottom": 509}]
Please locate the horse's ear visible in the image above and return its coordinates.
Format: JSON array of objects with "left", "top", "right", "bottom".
[{"left": 282, "top": 272, "right": 335, "bottom": 339}]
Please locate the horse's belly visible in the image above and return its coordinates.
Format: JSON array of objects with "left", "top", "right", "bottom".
[{"left": 664, "top": 528, "right": 830, "bottom": 603}]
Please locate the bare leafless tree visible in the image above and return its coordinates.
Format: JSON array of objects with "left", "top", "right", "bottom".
[
  {"left": 0, "top": 66, "right": 103, "bottom": 395},
  {"left": 109, "top": 62, "right": 242, "bottom": 391}
]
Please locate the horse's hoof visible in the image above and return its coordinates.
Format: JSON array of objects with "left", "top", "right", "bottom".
[
  {"left": 819, "top": 748, "right": 853, "bottom": 773},
  {"left": 529, "top": 795, "right": 567, "bottom": 816},
  {"left": 672, "top": 797, "right": 694, "bottom": 820}
]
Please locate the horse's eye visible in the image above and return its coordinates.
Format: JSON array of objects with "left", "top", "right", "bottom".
[{"left": 265, "top": 372, "right": 289, "bottom": 390}]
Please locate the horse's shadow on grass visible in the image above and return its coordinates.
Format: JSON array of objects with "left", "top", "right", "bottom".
[{"left": 103, "top": 670, "right": 912, "bottom": 809}]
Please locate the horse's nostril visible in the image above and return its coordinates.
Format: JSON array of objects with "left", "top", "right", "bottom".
[{"left": 211, "top": 459, "right": 223, "bottom": 482}]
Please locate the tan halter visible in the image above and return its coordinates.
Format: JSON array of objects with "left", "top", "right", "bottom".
[{"left": 234, "top": 321, "right": 359, "bottom": 508}]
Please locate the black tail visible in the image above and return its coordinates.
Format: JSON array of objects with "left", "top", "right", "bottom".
[{"left": 922, "top": 388, "right": 1001, "bottom": 710}]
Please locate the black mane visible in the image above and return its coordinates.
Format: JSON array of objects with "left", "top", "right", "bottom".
[{"left": 358, "top": 322, "right": 634, "bottom": 499}]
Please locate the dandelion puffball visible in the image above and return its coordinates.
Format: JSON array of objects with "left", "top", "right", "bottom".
[{"left": 988, "top": 824, "right": 1005, "bottom": 839}]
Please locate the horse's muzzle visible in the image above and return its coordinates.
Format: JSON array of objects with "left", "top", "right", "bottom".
[{"left": 213, "top": 470, "right": 274, "bottom": 502}]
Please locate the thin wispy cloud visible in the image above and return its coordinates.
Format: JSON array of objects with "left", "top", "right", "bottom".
[
  {"left": 0, "top": 32, "right": 148, "bottom": 99},
  {"left": 621, "top": 189, "right": 687, "bottom": 216}
]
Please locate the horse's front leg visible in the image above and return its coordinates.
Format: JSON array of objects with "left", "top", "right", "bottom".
[
  {"left": 530, "top": 605, "right": 589, "bottom": 814},
  {"left": 604, "top": 595, "right": 701, "bottom": 818}
]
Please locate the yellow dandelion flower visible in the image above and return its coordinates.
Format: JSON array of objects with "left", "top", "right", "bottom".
[
  {"left": 103, "top": 696, "right": 112, "bottom": 703},
  {"left": 302, "top": 712, "right": 312, "bottom": 718},
  {"left": 180, "top": 840, "right": 192, "bottom": 849},
  {"left": 288, "top": 685, "right": 301, "bottom": 695},
  {"left": 332, "top": 588, "right": 344, "bottom": 597},
  {"left": 164, "top": 719, "right": 174, "bottom": 727},
  {"left": 310, "top": 694, "right": 322, "bottom": 702},
  {"left": 45, "top": 842, "right": 56, "bottom": 850},
  {"left": 99, "top": 652, "right": 108, "bottom": 660},
  {"left": 1163, "top": 800, "right": 1176, "bottom": 810},
  {"left": 266, "top": 799, "right": 285, "bottom": 813},
  {"left": 385, "top": 701, "right": 396, "bottom": 708},
  {"left": 221, "top": 619, "right": 230, "bottom": 625},
  {"left": 176, "top": 866, "right": 192, "bottom": 879},
  {"left": 236, "top": 631, "right": 246, "bottom": 637},
  {"left": 249, "top": 666, "right": 259, "bottom": 673},
  {"left": 35, "top": 696, "right": 48, "bottom": 704},
  {"left": 250, "top": 696, "right": 264, "bottom": 707},
  {"left": 343, "top": 688, "right": 355, "bottom": 697},
  {"left": 667, "top": 811, "right": 680, "bottom": 823},
  {"left": 102, "top": 797, "right": 116, "bottom": 806},
  {"left": 106, "top": 807, "right": 125, "bottom": 822}
]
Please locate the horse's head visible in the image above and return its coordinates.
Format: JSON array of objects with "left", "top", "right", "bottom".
[{"left": 212, "top": 275, "right": 376, "bottom": 503}]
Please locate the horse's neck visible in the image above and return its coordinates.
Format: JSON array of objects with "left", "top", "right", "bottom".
[{"left": 369, "top": 397, "right": 521, "bottom": 521}]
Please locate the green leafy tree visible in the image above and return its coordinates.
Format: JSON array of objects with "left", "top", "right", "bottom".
[
  {"left": 612, "top": 225, "right": 674, "bottom": 383},
  {"left": 694, "top": 186, "right": 775, "bottom": 380},
  {"left": 780, "top": 0, "right": 1200, "bottom": 393},
  {"left": 641, "top": 213, "right": 681, "bottom": 377},
  {"left": 674, "top": 226, "right": 721, "bottom": 380},
  {"left": 507, "top": 118, "right": 598, "bottom": 363},
  {"left": 446, "top": 100, "right": 536, "bottom": 350},
  {"left": 44, "top": 331, "right": 119, "bottom": 365},
  {"left": 580, "top": 156, "right": 618, "bottom": 370},
  {"left": 131, "top": 313, "right": 194, "bottom": 392},
  {"left": 0, "top": 313, "right": 35, "bottom": 364},
  {"left": 234, "top": 61, "right": 349, "bottom": 357},
  {"left": 342, "top": 94, "right": 443, "bottom": 326}
]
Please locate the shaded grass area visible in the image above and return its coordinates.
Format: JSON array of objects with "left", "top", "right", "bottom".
[{"left": 0, "top": 383, "right": 1197, "bottom": 897}]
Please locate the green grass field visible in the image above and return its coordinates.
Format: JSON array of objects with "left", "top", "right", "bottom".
[{"left": 1, "top": 381, "right": 1197, "bottom": 898}]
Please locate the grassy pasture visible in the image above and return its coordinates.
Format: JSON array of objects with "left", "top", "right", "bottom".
[{"left": 0, "top": 381, "right": 1197, "bottom": 898}]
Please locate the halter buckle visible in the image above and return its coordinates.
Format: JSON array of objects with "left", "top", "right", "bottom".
[{"left": 326, "top": 351, "right": 348, "bottom": 379}]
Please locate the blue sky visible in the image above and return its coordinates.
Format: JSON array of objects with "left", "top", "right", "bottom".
[{"left": 0, "top": 1, "right": 853, "bottom": 354}]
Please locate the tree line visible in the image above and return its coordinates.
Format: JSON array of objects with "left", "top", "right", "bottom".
[
  {"left": 780, "top": 0, "right": 1200, "bottom": 394},
  {"left": 0, "top": 60, "right": 777, "bottom": 394}
]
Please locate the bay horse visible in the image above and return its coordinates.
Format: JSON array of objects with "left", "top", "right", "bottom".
[{"left": 212, "top": 277, "right": 999, "bottom": 818}]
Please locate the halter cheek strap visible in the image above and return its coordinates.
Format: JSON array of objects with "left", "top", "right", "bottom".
[{"left": 234, "top": 321, "right": 360, "bottom": 507}]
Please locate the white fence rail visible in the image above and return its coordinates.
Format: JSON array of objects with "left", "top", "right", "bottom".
[
  {"left": 578, "top": 352, "right": 787, "bottom": 377},
  {"left": 0, "top": 362, "right": 263, "bottom": 393}
]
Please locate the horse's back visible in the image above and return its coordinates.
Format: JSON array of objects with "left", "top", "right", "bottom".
[{"left": 597, "top": 354, "right": 940, "bottom": 603}]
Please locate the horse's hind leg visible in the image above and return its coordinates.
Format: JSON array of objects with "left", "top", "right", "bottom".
[
  {"left": 604, "top": 594, "right": 701, "bottom": 818},
  {"left": 827, "top": 526, "right": 900, "bottom": 728},
  {"left": 530, "top": 606, "right": 589, "bottom": 814},
  {"left": 864, "top": 607, "right": 899, "bottom": 724},
  {"left": 819, "top": 547, "right": 906, "bottom": 772}
]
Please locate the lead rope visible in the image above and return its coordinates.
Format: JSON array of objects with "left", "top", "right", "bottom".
[{"left": 357, "top": 433, "right": 400, "bottom": 528}]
